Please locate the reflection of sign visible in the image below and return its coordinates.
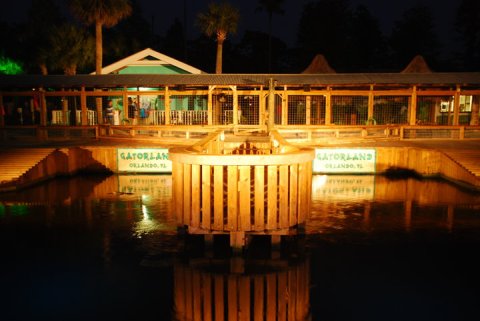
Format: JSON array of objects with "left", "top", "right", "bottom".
[
  {"left": 118, "top": 175, "right": 172, "bottom": 196},
  {"left": 313, "top": 148, "right": 376, "bottom": 173},
  {"left": 118, "top": 148, "right": 172, "bottom": 173},
  {"left": 312, "top": 175, "right": 375, "bottom": 201}
]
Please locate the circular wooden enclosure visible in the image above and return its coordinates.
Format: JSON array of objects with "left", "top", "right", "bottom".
[{"left": 169, "top": 131, "right": 315, "bottom": 238}]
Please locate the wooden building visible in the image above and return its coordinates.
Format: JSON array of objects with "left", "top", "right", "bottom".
[{"left": 1, "top": 72, "right": 480, "bottom": 141}]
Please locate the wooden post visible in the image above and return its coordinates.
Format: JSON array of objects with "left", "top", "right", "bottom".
[
  {"left": 409, "top": 86, "right": 417, "bottom": 125},
  {"left": 305, "top": 95, "right": 311, "bottom": 125},
  {"left": 165, "top": 86, "right": 171, "bottom": 125},
  {"left": 81, "top": 86, "right": 87, "bottom": 126},
  {"left": 470, "top": 95, "right": 479, "bottom": 125},
  {"left": 281, "top": 92, "right": 287, "bottom": 126},
  {"left": 121, "top": 88, "right": 128, "bottom": 125},
  {"left": 62, "top": 92, "right": 68, "bottom": 125},
  {"left": 210, "top": 86, "right": 216, "bottom": 126},
  {"left": 268, "top": 78, "right": 275, "bottom": 131},
  {"left": 96, "top": 95, "right": 103, "bottom": 125},
  {"left": 232, "top": 85, "right": 238, "bottom": 125},
  {"left": 453, "top": 85, "right": 460, "bottom": 126},
  {"left": 368, "top": 85, "right": 374, "bottom": 122},
  {"left": 325, "top": 87, "right": 332, "bottom": 125}
]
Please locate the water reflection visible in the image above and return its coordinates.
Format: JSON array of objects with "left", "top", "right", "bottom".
[
  {"left": 1, "top": 174, "right": 480, "bottom": 320},
  {"left": 309, "top": 175, "right": 480, "bottom": 235},
  {"left": 174, "top": 257, "right": 310, "bottom": 321}
]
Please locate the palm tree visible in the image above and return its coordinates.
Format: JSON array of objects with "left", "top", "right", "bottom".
[
  {"left": 69, "top": 0, "right": 132, "bottom": 74},
  {"left": 256, "top": 0, "right": 284, "bottom": 72},
  {"left": 49, "top": 24, "right": 95, "bottom": 75},
  {"left": 197, "top": 2, "right": 239, "bottom": 74}
]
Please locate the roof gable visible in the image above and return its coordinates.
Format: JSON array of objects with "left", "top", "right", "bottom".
[{"left": 92, "top": 48, "right": 204, "bottom": 75}]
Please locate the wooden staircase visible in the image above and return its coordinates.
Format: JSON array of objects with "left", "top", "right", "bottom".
[
  {"left": 0, "top": 148, "right": 56, "bottom": 189},
  {"left": 443, "top": 150, "right": 480, "bottom": 177}
]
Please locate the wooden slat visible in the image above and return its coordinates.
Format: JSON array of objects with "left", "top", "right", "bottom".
[
  {"left": 185, "top": 267, "right": 193, "bottom": 321},
  {"left": 287, "top": 269, "right": 297, "bottom": 321},
  {"left": 279, "top": 165, "right": 289, "bottom": 228},
  {"left": 253, "top": 276, "right": 264, "bottom": 321},
  {"left": 277, "top": 272, "right": 287, "bottom": 321},
  {"left": 228, "top": 276, "right": 238, "bottom": 321},
  {"left": 266, "top": 273, "right": 277, "bottom": 321},
  {"left": 297, "top": 162, "right": 307, "bottom": 223},
  {"left": 289, "top": 164, "right": 298, "bottom": 226},
  {"left": 174, "top": 265, "right": 185, "bottom": 320},
  {"left": 193, "top": 271, "right": 202, "bottom": 321},
  {"left": 191, "top": 164, "right": 201, "bottom": 228},
  {"left": 202, "top": 165, "right": 212, "bottom": 229},
  {"left": 239, "top": 277, "right": 250, "bottom": 321},
  {"left": 213, "top": 165, "right": 224, "bottom": 230},
  {"left": 267, "top": 165, "right": 278, "bottom": 230},
  {"left": 227, "top": 166, "right": 238, "bottom": 231},
  {"left": 183, "top": 164, "right": 192, "bottom": 226},
  {"left": 254, "top": 165, "right": 265, "bottom": 231},
  {"left": 173, "top": 161, "right": 184, "bottom": 224},
  {"left": 238, "top": 166, "right": 251, "bottom": 231},
  {"left": 203, "top": 274, "right": 212, "bottom": 321},
  {"left": 215, "top": 275, "right": 224, "bottom": 321}
]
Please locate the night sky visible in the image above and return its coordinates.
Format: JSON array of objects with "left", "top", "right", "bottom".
[{"left": 2, "top": 0, "right": 460, "bottom": 48}]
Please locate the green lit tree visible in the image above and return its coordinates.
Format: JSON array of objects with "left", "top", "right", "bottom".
[
  {"left": 256, "top": 0, "right": 284, "bottom": 72},
  {"left": 197, "top": 2, "right": 239, "bottom": 74},
  {"left": 69, "top": 0, "right": 132, "bottom": 74},
  {"left": 0, "top": 55, "right": 23, "bottom": 75}
]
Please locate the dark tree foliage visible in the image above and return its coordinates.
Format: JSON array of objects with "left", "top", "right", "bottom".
[
  {"left": 346, "top": 5, "right": 388, "bottom": 72},
  {"left": 104, "top": 0, "right": 152, "bottom": 66},
  {"left": 296, "top": 0, "right": 351, "bottom": 71},
  {"left": 22, "top": 0, "right": 65, "bottom": 74},
  {"left": 455, "top": 0, "right": 480, "bottom": 71},
  {"left": 187, "top": 34, "right": 217, "bottom": 73},
  {"left": 256, "top": 0, "right": 285, "bottom": 72},
  {"left": 162, "top": 18, "right": 187, "bottom": 62},
  {"left": 389, "top": 5, "right": 441, "bottom": 70},
  {"left": 233, "top": 30, "right": 288, "bottom": 73}
]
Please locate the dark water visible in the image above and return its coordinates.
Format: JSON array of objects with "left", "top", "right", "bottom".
[{"left": 1, "top": 174, "right": 480, "bottom": 321}]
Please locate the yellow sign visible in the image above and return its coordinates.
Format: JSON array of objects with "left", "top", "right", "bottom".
[
  {"left": 313, "top": 148, "right": 376, "bottom": 173},
  {"left": 117, "top": 148, "right": 172, "bottom": 173}
]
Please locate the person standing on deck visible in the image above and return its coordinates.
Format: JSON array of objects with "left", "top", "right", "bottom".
[
  {"left": 105, "top": 100, "right": 114, "bottom": 125},
  {"left": 127, "top": 97, "right": 137, "bottom": 125}
]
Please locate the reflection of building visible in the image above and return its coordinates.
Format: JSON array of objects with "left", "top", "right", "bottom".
[{"left": 173, "top": 257, "right": 310, "bottom": 321}]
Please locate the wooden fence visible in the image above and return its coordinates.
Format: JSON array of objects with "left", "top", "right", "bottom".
[{"left": 169, "top": 130, "right": 315, "bottom": 249}]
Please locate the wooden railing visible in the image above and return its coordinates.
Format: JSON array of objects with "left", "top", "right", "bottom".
[{"left": 2, "top": 124, "right": 480, "bottom": 145}]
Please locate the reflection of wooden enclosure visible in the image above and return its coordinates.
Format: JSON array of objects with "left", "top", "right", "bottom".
[
  {"left": 169, "top": 130, "right": 315, "bottom": 249},
  {"left": 174, "top": 258, "right": 310, "bottom": 321}
]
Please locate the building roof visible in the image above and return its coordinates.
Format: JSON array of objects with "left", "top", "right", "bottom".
[
  {"left": 302, "top": 54, "right": 336, "bottom": 74},
  {"left": 401, "top": 55, "right": 432, "bottom": 73},
  {"left": 92, "top": 48, "right": 204, "bottom": 75},
  {"left": 2, "top": 72, "right": 480, "bottom": 89}
]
